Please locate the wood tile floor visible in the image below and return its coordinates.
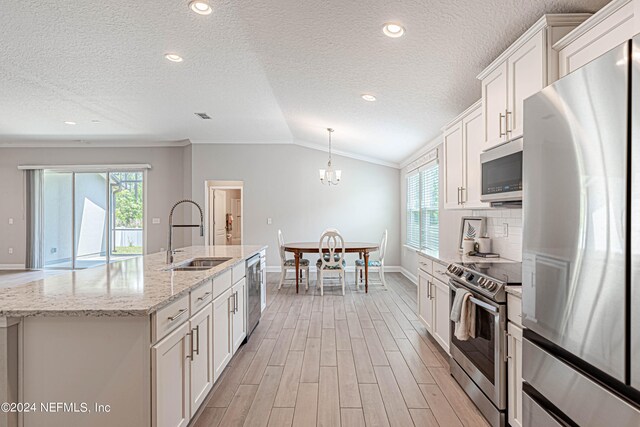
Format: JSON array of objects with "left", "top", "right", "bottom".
[{"left": 193, "top": 272, "right": 490, "bottom": 427}]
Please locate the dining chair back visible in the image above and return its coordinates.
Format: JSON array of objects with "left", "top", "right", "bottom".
[
  {"left": 277, "top": 229, "right": 310, "bottom": 290},
  {"left": 318, "top": 228, "right": 346, "bottom": 268},
  {"left": 379, "top": 229, "right": 388, "bottom": 264},
  {"left": 317, "top": 228, "right": 346, "bottom": 295}
]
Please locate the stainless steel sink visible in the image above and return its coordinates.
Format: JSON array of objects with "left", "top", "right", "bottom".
[{"left": 166, "top": 257, "right": 232, "bottom": 272}]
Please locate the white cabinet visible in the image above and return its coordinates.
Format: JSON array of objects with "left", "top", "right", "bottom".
[
  {"left": 232, "top": 278, "right": 247, "bottom": 353},
  {"left": 507, "top": 31, "right": 545, "bottom": 141},
  {"left": 189, "top": 304, "right": 213, "bottom": 414},
  {"left": 508, "top": 321, "right": 523, "bottom": 427},
  {"left": 556, "top": 0, "right": 638, "bottom": 78},
  {"left": 213, "top": 289, "right": 233, "bottom": 381},
  {"left": 477, "top": 15, "right": 589, "bottom": 149},
  {"left": 418, "top": 269, "right": 434, "bottom": 334},
  {"left": 443, "top": 101, "right": 489, "bottom": 210},
  {"left": 443, "top": 122, "right": 464, "bottom": 209},
  {"left": 152, "top": 322, "right": 191, "bottom": 427},
  {"left": 417, "top": 261, "right": 450, "bottom": 355},
  {"left": 481, "top": 62, "right": 509, "bottom": 150},
  {"left": 432, "top": 278, "right": 450, "bottom": 354}
]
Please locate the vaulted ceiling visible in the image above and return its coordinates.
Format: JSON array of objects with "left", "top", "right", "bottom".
[{"left": 0, "top": 0, "right": 610, "bottom": 166}]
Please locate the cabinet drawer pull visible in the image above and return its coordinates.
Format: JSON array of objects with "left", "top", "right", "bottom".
[
  {"left": 197, "top": 291, "right": 212, "bottom": 302},
  {"left": 505, "top": 110, "right": 512, "bottom": 134},
  {"left": 193, "top": 325, "right": 200, "bottom": 356},
  {"left": 499, "top": 112, "right": 506, "bottom": 137},
  {"left": 168, "top": 308, "right": 188, "bottom": 322}
]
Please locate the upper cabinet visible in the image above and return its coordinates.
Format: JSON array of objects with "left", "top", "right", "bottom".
[
  {"left": 443, "top": 101, "right": 489, "bottom": 210},
  {"left": 477, "top": 14, "right": 590, "bottom": 150},
  {"left": 555, "top": 0, "right": 639, "bottom": 78}
]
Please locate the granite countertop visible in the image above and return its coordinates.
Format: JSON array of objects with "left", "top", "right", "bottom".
[
  {"left": 0, "top": 245, "right": 266, "bottom": 318},
  {"left": 417, "top": 249, "right": 518, "bottom": 265}
]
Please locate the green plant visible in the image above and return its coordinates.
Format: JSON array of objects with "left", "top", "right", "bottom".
[{"left": 114, "top": 188, "right": 143, "bottom": 228}]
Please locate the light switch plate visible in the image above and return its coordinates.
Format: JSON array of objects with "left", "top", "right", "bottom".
[
  {"left": 8, "top": 248, "right": 13, "bottom": 255},
  {"left": 267, "top": 218, "right": 272, "bottom": 225},
  {"left": 8, "top": 218, "right": 13, "bottom": 225},
  {"left": 152, "top": 218, "right": 161, "bottom": 224}
]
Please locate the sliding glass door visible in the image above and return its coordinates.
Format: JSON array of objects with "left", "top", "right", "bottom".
[{"left": 43, "top": 169, "right": 144, "bottom": 269}]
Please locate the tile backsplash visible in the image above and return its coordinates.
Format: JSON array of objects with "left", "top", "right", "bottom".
[{"left": 471, "top": 209, "right": 522, "bottom": 261}]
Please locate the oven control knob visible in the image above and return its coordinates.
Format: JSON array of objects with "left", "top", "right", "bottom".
[
  {"left": 478, "top": 277, "right": 486, "bottom": 288},
  {"left": 486, "top": 281, "right": 497, "bottom": 291}
]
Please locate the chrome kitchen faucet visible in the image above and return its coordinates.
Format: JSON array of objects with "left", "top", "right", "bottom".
[{"left": 167, "top": 199, "right": 204, "bottom": 264}]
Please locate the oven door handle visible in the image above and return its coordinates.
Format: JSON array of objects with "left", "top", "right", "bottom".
[
  {"left": 448, "top": 280, "right": 499, "bottom": 314},
  {"left": 469, "top": 296, "right": 498, "bottom": 314}
]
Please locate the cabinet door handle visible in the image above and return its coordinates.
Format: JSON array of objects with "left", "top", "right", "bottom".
[
  {"left": 186, "top": 331, "right": 193, "bottom": 361},
  {"left": 229, "top": 294, "right": 235, "bottom": 314},
  {"left": 430, "top": 282, "right": 435, "bottom": 300},
  {"left": 168, "top": 308, "right": 188, "bottom": 322},
  {"left": 460, "top": 187, "right": 466, "bottom": 204},
  {"left": 426, "top": 281, "right": 431, "bottom": 299},
  {"left": 506, "top": 110, "right": 512, "bottom": 134},
  {"left": 197, "top": 291, "right": 211, "bottom": 302},
  {"left": 235, "top": 291, "right": 239, "bottom": 313},
  {"left": 193, "top": 325, "right": 200, "bottom": 356},
  {"left": 499, "top": 112, "right": 506, "bottom": 137},
  {"left": 504, "top": 331, "right": 511, "bottom": 362}
]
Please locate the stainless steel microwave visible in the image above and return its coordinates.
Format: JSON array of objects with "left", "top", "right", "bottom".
[{"left": 480, "top": 138, "right": 523, "bottom": 204}]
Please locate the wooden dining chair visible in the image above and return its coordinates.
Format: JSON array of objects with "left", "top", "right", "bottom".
[
  {"left": 355, "top": 229, "right": 387, "bottom": 289},
  {"left": 316, "top": 229, "right": 346, "bottom": 296},
  {"left": 278, "top": 229, "right": 310, "bottom": 290}
]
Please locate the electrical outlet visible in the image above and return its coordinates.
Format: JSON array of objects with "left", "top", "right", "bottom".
[
  {"left": 8, "top": 218, "right": 13, "bottom": 225},
  {"left": 503, "top": 223, "right": 509, "bottom": 237},
  {"left": 267, "top": 218, "right": 272, "bottom": 225},
  {"left": 152, "top": 217, "right": 160, "bottom": 224},
  {"left": 8, "top": 248, "right": 13, "bottom": 255}
]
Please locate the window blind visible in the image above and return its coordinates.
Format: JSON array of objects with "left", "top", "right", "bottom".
[
  {"left": 420, "top": 162, "right": 439, "bottom": 251},
  {"left": 406, "top": 172, "right": 420, "bottom": 249}
]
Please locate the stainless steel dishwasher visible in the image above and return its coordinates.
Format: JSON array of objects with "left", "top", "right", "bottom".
[{"left": 246, "top": 254, "right": 262, "bottom": 337}]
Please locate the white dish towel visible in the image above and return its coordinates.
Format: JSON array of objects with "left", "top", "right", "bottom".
[{"left": 450, "top": 287, "right": 476, "bottom": 341}]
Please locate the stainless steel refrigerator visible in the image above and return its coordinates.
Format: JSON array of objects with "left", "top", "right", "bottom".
[{"left": 522, "top": 36, "right": 640, "bottom": 426}]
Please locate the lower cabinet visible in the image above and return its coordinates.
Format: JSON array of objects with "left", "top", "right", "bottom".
[
  {"left": 508, "top": 321, "right": 523, "bottom": 427},
  {"left": 417, "top": 265, "right": 450, "bottom": 355},
  {"left": 232, "top": 278, "right": 247, "bottom": 353},
  {"left": 432, "top": 278, "right": 450, "bottom": 354},
  {"left": 189, "top": 304, "right": 214, "bottom": 414},
  {"left": 152, "top": 322, "right": 192, "bottom": 427},
  {"left": 418, "top": 269, "right": 434, "bottom": 333},
  {"left": 213, "top": 288, "right": 233, "bottom": 381}
]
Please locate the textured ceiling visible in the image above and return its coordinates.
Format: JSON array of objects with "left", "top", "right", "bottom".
[{"left": 0, "top": 0, "right": 610, "bottom": 165}]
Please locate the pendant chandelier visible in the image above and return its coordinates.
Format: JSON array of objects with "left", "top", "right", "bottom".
[{"left": 319, "top": 128, "right": 342, "bottom": 185}]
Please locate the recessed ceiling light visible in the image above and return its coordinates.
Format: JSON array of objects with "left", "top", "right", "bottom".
[
  {"left": 189, "top": 0, "right": 212, "bottom": 15},
  {"left": 164, "top": 53, "right": 183, "bottom": 62},
  {"left": 361, "top": 94, "right": 377, "bottom": 102},
  {"left": 64, "top": 121, "right": 76, "bottom": 125},
  {"left": 383, "top": 23, "right": 405, "bottom": 38}
]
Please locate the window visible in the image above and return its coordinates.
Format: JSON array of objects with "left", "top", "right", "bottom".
[{"left": 406, "top": 161, "right": 439, "bottom": 251}]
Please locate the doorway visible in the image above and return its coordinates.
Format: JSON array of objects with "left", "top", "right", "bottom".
[
  {"left": 206, "top": 181, "right": 243, "bottom": 246},
  {"left": 43, "top": 169, "right": 145, "bottom": 269}
]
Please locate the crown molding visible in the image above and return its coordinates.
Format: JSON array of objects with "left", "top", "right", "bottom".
[
  {"left": 399, "top": 134, "right": 443, "bottom": 170},
  {"left": 476, "top": 13, "right": 592, "bottom": 80},
  {"left": 0, "top": 139, "right": 191, "bottom": 148},
  {"left": 553, "top": 0, "right": 632, "bottom": 50},
  {"left": 442, "top": 99, "right": 482, "bottom": 131}
]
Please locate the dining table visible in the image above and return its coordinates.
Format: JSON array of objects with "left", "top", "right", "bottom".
[{"left": 283, "top": 242, "right": 380, "bottom": 293}]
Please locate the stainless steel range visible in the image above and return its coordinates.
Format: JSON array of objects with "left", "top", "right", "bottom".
[{"left": 446, "top": 262, "right": 522, "bottom": 427}]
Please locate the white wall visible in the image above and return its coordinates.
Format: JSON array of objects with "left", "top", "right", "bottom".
[
  {"left": 0, "top": 146, "right": 190, "bottom": 266},
  {"left": 190, "top": 144, "right": 401, "bottom": 268}
]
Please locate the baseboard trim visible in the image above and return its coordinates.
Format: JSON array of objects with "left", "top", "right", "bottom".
[
  {"left": 0, "top": 264, "right": 26, "bottom": 270},
  {"left": 400, "top": 267, "right": 417, "bottom": 285},
  {"left": 266, "top": 265, "right": 403, "bottom": 274}
]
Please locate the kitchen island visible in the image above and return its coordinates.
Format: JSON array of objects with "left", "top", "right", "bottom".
[{"left": 0, "top": 245, "right": 266, "bottom": 427}]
